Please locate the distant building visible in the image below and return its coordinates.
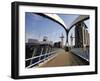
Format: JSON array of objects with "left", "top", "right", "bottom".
[
  {"left": 70, "top": 33, "right": 75, "bottom": 48},
  {"left": 60, "top": 33, "right": 64, "bottom": 48},
  {"left": 75, "top": 23, "right": 83, "bottom": 48},
  {"left": 28, "top": 39, "right": 39, "bottom": 44},
  {"left": 75, "top": 22, "right": 90, "bottom": 48},
  {"left": 43, "top": 36, "right": 48, "bottom": 41},
  {"left": 27, "top": 38, "right": 53, "bottom": 46},
  {"left": 54, "top": 41, "right": 62, "bottom": 48},
  {"left": 85, "top": 29, "right": 90, "bottom": 47}
]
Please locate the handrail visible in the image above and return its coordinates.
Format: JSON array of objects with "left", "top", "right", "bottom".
[
  {"left": 25, "top": 48, "right": 58, "bottom": 68},
  {"left": 25, "top": 51, "right": 57, "bottom": 61},
  {"left": 26, "top": 51, "right": 57, "bottom": 68}
]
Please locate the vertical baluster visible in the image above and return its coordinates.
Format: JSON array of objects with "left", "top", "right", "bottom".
[
  {"left": 44, "top": 46, "right": 48, "bottom": 61},
  {"left": 50, "top": 47, "right": 52, "bottom": 56},
  {"left": 49, "top": 48, "right": 51, "bottom": 56},
  {"left": 29, "top": 48, "right": 37, "bottom": 67},
  {"left": 47, "top": 47, "right": 49, "bottom": 58},
  {"left": 39, "top": 48, "right": 43, "bottom": 63}
]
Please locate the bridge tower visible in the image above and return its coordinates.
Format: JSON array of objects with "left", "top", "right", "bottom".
[{"left": 60, "top": 33, "right": 64, "bottom": 48}]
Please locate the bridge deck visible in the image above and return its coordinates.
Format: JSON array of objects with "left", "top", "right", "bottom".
[{"left": 39, "top": 49, "right": 89, "bottom": 67}]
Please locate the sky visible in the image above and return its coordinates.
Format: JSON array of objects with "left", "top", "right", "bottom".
[
  {"left": 58, "top": 14, "right": 79, "bottom": 28},
  {"left": 25, "top": 12, "right": 89, "bottom": 46}
]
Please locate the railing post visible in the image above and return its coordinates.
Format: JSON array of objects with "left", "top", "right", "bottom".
[
  {"left": 29, "top": 48, "right": 37, "bottom": 66},
  {"left": 44, "top": 46, "right": 48, "bottom": 61},
  {"left": 39, "top": 48, "right": 43, "bottom": 63}
]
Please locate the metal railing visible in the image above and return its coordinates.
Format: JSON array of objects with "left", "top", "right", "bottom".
[
  {"left": 25, "top": 47, "right": 58, "bottom": 68},
  {"left": 70, "top": 48, "right": 89, "bottom": 62}
]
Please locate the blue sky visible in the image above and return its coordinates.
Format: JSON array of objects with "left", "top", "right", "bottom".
[
  {"left": 58, "top": 14, "right": 79, "bottom": 28},
  {"left": 25, "top": 12, "right": 89, "bottom": 46}
]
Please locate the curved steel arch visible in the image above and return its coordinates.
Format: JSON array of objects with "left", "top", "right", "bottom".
[
  {"left": 66, "top": 15, "right": 89, "bottom": 50},
  {"left": 35, "top": 13, "right": 69, "bottom": 47},
  {"left": 34, "top": 13, "right": 89, "bottom": 51},
  {"left": 36, "top": 13, "right": 68, "bottom": 32},
  {"left": 68, "top": 15, "right": 89, "bottom": 32}
]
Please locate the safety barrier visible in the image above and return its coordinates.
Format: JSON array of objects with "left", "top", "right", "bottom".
[{"left": 25, "top": 47, "right": 57, "bottom": 68}]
